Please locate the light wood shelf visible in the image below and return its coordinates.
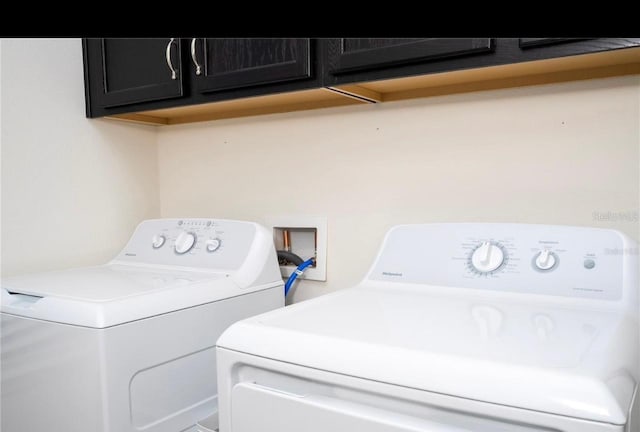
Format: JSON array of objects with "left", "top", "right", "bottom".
[{"left": 110, "top": 47, "right": 640, "bottom": 127}]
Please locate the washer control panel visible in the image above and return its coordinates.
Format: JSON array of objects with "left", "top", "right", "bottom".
[
  {"left": 370, "top": 223, "right": 633, "bottom": 300},
  {"left": 114, "top": 218, "right": 256, "bottom": 270}
]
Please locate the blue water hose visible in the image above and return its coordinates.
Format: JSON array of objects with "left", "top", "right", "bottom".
[{"left": 284, "top": 258, "right": 315, "bottom": 296}]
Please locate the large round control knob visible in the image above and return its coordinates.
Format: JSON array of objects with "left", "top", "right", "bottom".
[
  {"left": 206, "top": 238, "right": 221, "bottom": 253},
  {"left": 471, "top": 241, "right": 505, "bottom": 273},
  {"left": 534, "top": 250, "right": 557, "bottom": 271},
  {"left": 151, "top": 234, "right": 166, "bottom": 249},
  {"left": 174, "top": 231, "right": 196, "bottom": 254}
]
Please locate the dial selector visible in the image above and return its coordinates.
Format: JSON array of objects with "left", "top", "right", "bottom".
[
  {"left": 151, "top": 234, "right": 166, "bottom": 249},
  {"left": 534, "top": 249, "right": 557, "bottom": 270},
  {"left": 206, "top": 238, "right": 221, "bottom": 252},
  {"left": 471, "top": 241, "right": 505, "bottom": 273},
  {"left": 174, "top": 231, "right": 196, "bottom": 254}
]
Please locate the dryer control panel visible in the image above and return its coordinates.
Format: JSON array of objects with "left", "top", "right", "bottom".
[
  {"left": 369, "top": 223, "right": 637, "bottom": 301},
  {"left": 113, "top": 218, "right": 257, "bottom": 271}
]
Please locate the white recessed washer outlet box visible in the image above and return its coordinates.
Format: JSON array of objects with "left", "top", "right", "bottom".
[{"left": 265, "top": 215, "right": 327, "bottom": 282}]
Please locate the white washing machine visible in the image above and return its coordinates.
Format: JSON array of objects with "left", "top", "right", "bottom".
[
  {"left": 217, "top": 223, "right": 639, "bottom": 432},
  {"left": 1, "top": 218, "right": 283, "bottom": 432}
]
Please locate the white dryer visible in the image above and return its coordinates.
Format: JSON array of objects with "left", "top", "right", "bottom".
[
  {"left": 1, "top": 218, "right": 283, "bottom": 432},
  {"left": 217, "top": 223, "right": 639, "bottom": 432}
]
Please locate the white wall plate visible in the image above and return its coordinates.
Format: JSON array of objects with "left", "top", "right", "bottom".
[{"left": 265, "top": 215, "right": 327, "bottom": 282}]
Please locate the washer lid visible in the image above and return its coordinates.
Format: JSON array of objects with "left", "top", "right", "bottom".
[
  {"left": 2, "top": 264, "right": 226, "bottom": 302},
  {"left": 217, "top": 285, "right": 637, "bottom": 425},
  {"left": 1, "top": 264, "right": 237, "bottom": 328}
]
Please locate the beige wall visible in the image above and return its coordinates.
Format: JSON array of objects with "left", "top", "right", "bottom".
[
  {"left": 157, "top": 76, "right": 640, "bottom": 302},
  {"left": 1, "top": 39, "right": 159, "bottom": 276}
]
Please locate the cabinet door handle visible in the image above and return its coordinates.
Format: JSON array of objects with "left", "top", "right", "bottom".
[
  {"left": 165, "top": 38, "right": 178, "bottom": 80},
  {"left": 191, "top": 38, "right": 203, "bottom": 76}
]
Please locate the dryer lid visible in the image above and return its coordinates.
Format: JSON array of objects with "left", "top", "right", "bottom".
[
  {"left": 1, "top": 264, "right": 239, "bottom": 328},
  {"left": 217, "top": 284, "right": 637, "bottom": 425}
]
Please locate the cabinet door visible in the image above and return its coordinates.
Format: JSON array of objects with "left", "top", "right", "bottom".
[
  {"left": 190, "top": 38, "right": 311, "bottom": 93},
  {"left": 83, "top": 38, "right": 184, "bottom": 110},
  {"left": 326, "top": 38, "right": 493, "bottom": 74}
]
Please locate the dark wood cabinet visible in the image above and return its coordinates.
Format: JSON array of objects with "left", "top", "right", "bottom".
[
  {"left": 326, "top": 38, "right": 494, "bottom": 74},
  {"left": 83, "top": 38, "right": 640, "bottom": 122},
  {"left": 322, "top": 38, "right": 640, "bottom": 88},
  {"left": 84, "top": 38, "right": 318, "bottom": 118},
  {"left": 190, "top": 38, "right": 311, "bottom": 93},
  {"left": 83, "top": 38, "right": 184, "bottom": 113}
]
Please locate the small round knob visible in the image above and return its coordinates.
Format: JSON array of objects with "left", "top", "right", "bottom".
[
  {"left": 206, "top": 238, "right": 221, "bottom": 252},
  {"left": 471, "top": 241, "right": 505, "bottom": 273},
  {"left": 152, "top": 234, "right": 166, "bottom": 249},
  {"left": 174, "top": 231, "right": 196, "bottom": 254},
  {"left": 534, "top": 250, "right": 557, "bottom": 270}
]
